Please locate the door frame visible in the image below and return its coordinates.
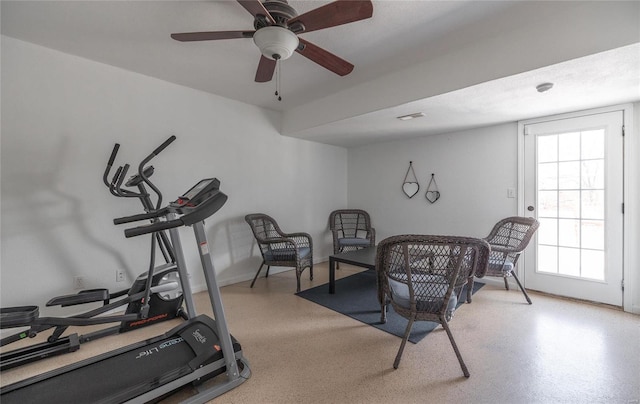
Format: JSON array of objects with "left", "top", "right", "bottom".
[{"left": 517, "top": 103, "right": 637, "bottom": 313}]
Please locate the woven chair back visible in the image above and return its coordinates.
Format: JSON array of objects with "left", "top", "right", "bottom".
[
  {"left": 330, "top": 210, "right": 372, "bottom": 238},
  {"left": 376, "top": 235, "right": 490, "bottom": 319},
  {"left": 245, "top": 214, "right": 281, "bottom": 241},
  {"left": 485, "top": 216, "right": 539, "bottom": 251}
]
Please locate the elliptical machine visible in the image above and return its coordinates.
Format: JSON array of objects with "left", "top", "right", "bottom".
[
  {"left": 0, "top": 137, "right": 189, "bottom": 370},
  {"left": 102, "top": 140, "right": 189, "bottom": 331}
]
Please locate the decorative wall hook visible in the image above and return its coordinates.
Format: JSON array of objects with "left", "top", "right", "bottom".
[
  {"left": 425, "top": 173, "right": 440, "bottom": 203},
  {"left": 402, "top": 161, "right": 420, "bottom": 198}
]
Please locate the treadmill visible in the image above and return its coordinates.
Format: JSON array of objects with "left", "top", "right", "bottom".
[{"left": 1, "top": 175, "right": 251, "bottom": 403}]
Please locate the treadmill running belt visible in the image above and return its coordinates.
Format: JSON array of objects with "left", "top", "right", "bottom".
[
  {"left": 1, "top": 316, "right": 229, "bottom": 404},
  {"left": 3, "top": 336, "right": 193, "bottom": 403}
]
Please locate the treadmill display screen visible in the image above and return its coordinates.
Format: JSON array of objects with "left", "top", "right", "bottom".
[{"left": 182, "top": 179, "right": 213, "bottom": 200}]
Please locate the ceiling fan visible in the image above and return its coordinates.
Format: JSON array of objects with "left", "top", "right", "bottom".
[{"left": 171, "top": 0, "right": 374, "bottom": 83}]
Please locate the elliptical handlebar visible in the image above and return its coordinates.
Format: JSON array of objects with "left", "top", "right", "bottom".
[
  {"left": 114, "top": 164, "right": 130, "bottom": 196},
  {"left": 104, "top": 144, "right": 143, "bottom": 199},
  {"left": 137, "top": 135, "right": 176, "bottom": 210},
  {"left": 151, "top": 135, "right": 176, "bottom": 157},
  {"left": 104, "top": 135, "right": 179, "bottom": 266},
  {"left": 110, "top": 164, "right": 143, "bottom": 199},
  {"left": 103, "top": 143, "right": 120, "bottom": 190},
  {"left": 108, "top": 166, "right": 124, "bottom": 197},
  {"left": 104, "top": 144, "right": 120, "bottom": 180},
  {"left": 103, "top": 135, "right": 176, "bottom": 208}
]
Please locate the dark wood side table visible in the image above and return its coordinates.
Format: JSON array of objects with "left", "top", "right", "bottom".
[{"left": 328, "top": 246, "right": 377, "bottom": 294}]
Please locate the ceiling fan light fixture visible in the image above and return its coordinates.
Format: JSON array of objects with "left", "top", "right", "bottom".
[{"left": 253, "top": 26, "right": 299, "bottom": 61}]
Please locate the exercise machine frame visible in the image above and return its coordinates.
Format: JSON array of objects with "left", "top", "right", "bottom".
[
  {"left": 1, "top": 138, "right": 250, "bottom": 403},
  {"left": 0, "top": 138, "right": 191, "bottom": 370}
]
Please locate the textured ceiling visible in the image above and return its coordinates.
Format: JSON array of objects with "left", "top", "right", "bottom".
[
  {"left": 292, "top": 44, "right": 640, "bottom": 147},
  {"left": 2, "top": 1, "right": 639, "bottom": 147}
]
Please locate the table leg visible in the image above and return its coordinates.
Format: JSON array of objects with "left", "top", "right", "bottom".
[{"left": 329, "top": 256, "right": 336, "bottom": 294}]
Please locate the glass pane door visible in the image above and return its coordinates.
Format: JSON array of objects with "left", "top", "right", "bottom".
[
  {"left": 523, "top": 110, "right": 623, "bottom": 306},
  {"left": 536, "top": 129, "right": 606, "bottom": 280}
]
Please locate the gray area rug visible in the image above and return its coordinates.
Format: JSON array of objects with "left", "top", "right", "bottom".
[{"left": 296, "top": 269, "right": 483, "bottom": 343}]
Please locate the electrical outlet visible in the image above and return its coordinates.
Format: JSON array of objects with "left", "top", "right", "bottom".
[
  {"left": 116, "top": 269, "right": 125, "bottom": 283},
  {"left": 73, "top": 276, "right": 85, "bottom": 290}
]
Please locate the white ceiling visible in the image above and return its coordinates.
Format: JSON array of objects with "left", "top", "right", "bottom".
[
  {"left": 2, "top": 1, "right": 639, "bottom": 148},
  {"left": 294, "top": 45, "right": 640, "bottom": 147}
]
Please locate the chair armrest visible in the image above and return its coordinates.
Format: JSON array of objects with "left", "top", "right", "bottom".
[
  {"left": 260, "top": 237, "right": 294, "bottom": 245},
  {"left": 259, "top": 234, "right": 312, "bottom": 265},
  {"left": 258, "top": 237, "right": 296, "bottom": 251},
  {"left": 488, "top": 244, "right": 523, "bottom": 254},
  {"left": 282, "top": 232, "right": 312, "bottom": 248}
]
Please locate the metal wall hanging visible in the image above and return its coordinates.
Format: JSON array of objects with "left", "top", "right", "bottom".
[
  {"left": 402, "top": 161, "right": 420, "bottom": 198},
  {"left": 425, "top": 173, "right": 440, "bottom": 203}
]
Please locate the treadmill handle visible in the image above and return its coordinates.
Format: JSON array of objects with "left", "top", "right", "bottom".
[
  {"left": 113, "top": 209, "right": 167, "bottom": 225},
  {"left": 125, "top": 218, "right": 184, "bottom": 238}
]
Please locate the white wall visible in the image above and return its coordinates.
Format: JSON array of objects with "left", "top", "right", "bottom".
[
  {"left": 348, "top": 123, "right": 518, "bottom": 241},
  {"left": 348, "top": 116, "right": 640, "bottom": 313},
  {"left": 0, "top": 36, "right": 347, "bottom": 314}
]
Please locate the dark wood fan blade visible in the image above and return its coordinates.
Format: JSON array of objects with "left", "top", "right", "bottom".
[
  {"left": 237, "top": 0, "right": 275, "bottom": 24},
  {"left": 288, "top": 0, "right": 373, "bottom": 34},
  {"left": 171, "top": 31, "right": 254, "bottom": 42},
  {"left": 255, "top": 55, "right": 277, "bottom": 82},
  {"left": 296, "top": 38, "right": 354, "bottom": 76}
]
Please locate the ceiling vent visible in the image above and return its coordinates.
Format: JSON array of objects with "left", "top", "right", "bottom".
[{"left": 397, "top": 112, "right": 425, "bottom": 121}]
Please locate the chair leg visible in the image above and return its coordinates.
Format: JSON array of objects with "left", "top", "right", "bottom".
[
  {"left": 250, "top": 261, "right": 266, "bottom": 288},
  {"left": 394, "top": 315, "right": 415, "bottom": 369},
  {"left": 503, "top": 275, "right": 510, "bottom": 290},
  {"left": 296, "top": 270, "right": 301, "bottom": 293},
  {"left": 510, "top": 270, "right": 532, "bottom": 304},
  {"left": 465, "top": 278, "right": 474, "bottom": 303},
  {"left": 441, "top": 320, "right": 470, "bottom": 378},
  {"left": 265, "top": 265, "right": 270, "bottom": 278},
  {"left": 380, "top": 303, "right": 388, "bottom": 324}
]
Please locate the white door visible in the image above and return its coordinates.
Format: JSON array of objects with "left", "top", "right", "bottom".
[{"left": 522, "top": 110, "right": 624, "bottom": 306}]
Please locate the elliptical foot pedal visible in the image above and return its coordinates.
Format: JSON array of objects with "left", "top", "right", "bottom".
[
  {"left": 0, "top": 306, "right": 39, "bottom": 328},
  {"left": 46, "top": 289, "right": 110, "bottom": 307}
]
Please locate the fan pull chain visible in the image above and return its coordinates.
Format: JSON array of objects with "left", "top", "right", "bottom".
[{"left": 275, "top": 59, "right": 282, "bottom": 101}]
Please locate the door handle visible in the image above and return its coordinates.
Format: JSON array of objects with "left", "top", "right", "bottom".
[{"left": 527, "top": 206, "right": 535, "bottom": 212}]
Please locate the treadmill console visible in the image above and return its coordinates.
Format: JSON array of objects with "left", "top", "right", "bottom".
[
  {"left": 122, "top": 178, "right": 227, "bottom": 238},
  {"left": 173, "top": 178, "right": 220, "bottom": 208}
]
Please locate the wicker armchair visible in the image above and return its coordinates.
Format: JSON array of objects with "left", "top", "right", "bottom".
[
  {"left": 329, "top": 209, "right": 375, "bottom": 256},
  {"left": 245, "top": 213, "right": 313, "bottom": 293},
  {"left": 478, "top": 216, "right": 539, "bottom": 304},
  {"left": 376, "top": 235, "right": 490, "bottom": 377}
]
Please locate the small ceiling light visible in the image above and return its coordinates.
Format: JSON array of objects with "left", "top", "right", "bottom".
[
  {"left": 536, "top": 82, "right": 554, "bottom": 93},
  {"left": 253, "top": 26, "right": 299, "bottom": 61},
  {"left": 397, "top": 112, "right": 425, "bottom": 121}
]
